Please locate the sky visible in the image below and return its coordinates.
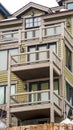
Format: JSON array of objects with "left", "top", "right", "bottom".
[{"left": 0, "top": 0, "right": 58, "bottom": 14}]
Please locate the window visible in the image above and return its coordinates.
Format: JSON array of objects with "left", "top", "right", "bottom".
[
  {"left": 0, "top": 50, "right": 7, "bottom": 71},
  {"left": 0, "top": 48, "right": 18, "bottom": 71},
  {"left": 29, "top": 79, "right": 59, "bottom": 103},
  {"left": 66, "top": 82, "right": 73, "bottom": 118},
  {"left": 25, "top": 30, "right": 39, "bottom": 39},
  {"left": 25, "top": 17, "right": 41, "bottom": 28},
  {"left": 66, "top": 82, "right": 73, "bottom": 103},
  {"left": 67, "top": 2, "right": 73, "bottom": 10},
  {"left": 28, "top": 43, "right": 56, "bottom": 63},
  {"left": 0, "top": 84, "right": 16, "bottom": 104},
  {"left": 29, "top": 81, "right": 50, "bottom": 103},
  {"left": 2, "top": 30, "right": 18, "bottom": 41},
  {"left": 45, "top": 25, "right": 61, "bottom": 36},
  {"left": 65, "top": 46, "right": 72, "bottom": 71}
]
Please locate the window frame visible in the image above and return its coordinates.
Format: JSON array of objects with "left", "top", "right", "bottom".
[
  {"left": 25, "top": 17, "right": 41, "bottom": 29},
  {"left": 27, "top": 43, "right": 57, "bottom": 62},
  {"left": 65, "top": 46, "right": 72, "bottom": 71},
  {"left": 0, "top": 48, "right": 18, "bottom": 71},
  {"left": 67, "top": 2, "right": 73, "bottom": 10},
  {"left": 0, "top": 84, "right": 16, "bottom": 105}
]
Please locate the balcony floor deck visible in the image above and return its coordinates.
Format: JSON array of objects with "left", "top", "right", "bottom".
[
  {"left": 10, "top": 103, "right": 51, "bottom": 120},
  {"left": 11, "top": 62, "right": 59, "bottom": 80}
]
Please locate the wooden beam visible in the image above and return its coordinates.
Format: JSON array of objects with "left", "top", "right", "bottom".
[{"left": 50, "top": 49, "right": 54, "bottom": 123}]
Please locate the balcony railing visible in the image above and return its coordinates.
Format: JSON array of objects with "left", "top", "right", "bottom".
[
  {"left": 11, "top": 49, "right": 62, "bottom": 72},
  {"left": 64, "top": 99, "right": 73, "bottom": 119},
  {"left": 0, "top": 31, "right": 18, "bottom": 43},
  {"left": 0, "top": 24, "right": 62, "bottom": 44},
  {"left": 10, "top": 89, "right": 63, "bottom": 111}
]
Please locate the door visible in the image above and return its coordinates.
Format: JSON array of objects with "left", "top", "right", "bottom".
[
  {"left": 29, "top": 81, "right": 50, "bottom": 104},
  {"left": 40, "top": 81, "right": 50, "bottom": 102},
  {"left": 29, "top": 83, "right": 38, "bottom": 104}
]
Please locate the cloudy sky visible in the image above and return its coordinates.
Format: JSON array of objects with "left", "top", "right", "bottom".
[{"left": 0, "top": 0, "right": 58, "bottom": 13}]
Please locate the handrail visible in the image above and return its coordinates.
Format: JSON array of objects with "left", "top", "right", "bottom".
[
  {"left": 64, "top": 27, "right": 73, "bottom": 47},
  {"left": 0, "top": 24, "right": 62, "bottom": 43},
  {"left": 10, "top": 89, "right": 50, "bottom": 97},
  {"left": 11, "top": 49, "right": 50, "bottom": 57},
  {"left": 53, "top": 92, "right": 62, "bottom": 101},
  {"left": 11, "top": 49, "right": 61, "bottom": 71},
  {"left": 64, "top": 27, "right": 73, "bottom": 39},
  {"left": 53, "top": 52, "right": 61, "bottom": 62},
  {"left": 64, "top": 99, "right": 73, "bottom": 109}
]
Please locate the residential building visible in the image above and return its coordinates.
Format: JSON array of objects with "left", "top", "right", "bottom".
[{"left": 0, "top": 0, "right": 73, "bottom": 127}]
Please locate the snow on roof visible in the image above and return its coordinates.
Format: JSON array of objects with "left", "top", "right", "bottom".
[{"left": 0, "top": 17, "right": 17, "bottom": 22}]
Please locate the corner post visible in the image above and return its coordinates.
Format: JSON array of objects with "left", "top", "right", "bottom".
[
  {"left": 7, "top": 53, "right": 11, "bottom": 127},
  {"left": 50, "top": 49, "right": 54, "bottom": 123}
]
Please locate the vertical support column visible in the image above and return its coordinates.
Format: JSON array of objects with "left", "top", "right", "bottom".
[
  {"left": 61, "top": 23, "right": 64, "bottom": 39},
  {"left": 18, "top": 30, "right": 21, "bottom": 47},
  {"left": 39, "top": 26, "right": 42, "bottom": 43},
  {"left": 50, "top": 49, "right": 54, "bottom": 123},
  {"left": 7, "top": 53, "right": 11, "bottom": 127}
]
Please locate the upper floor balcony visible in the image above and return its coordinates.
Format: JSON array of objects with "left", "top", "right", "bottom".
[
  {"left": 10, "top": 49, "right": 62, "bottom": 81},
  {"left": 0, "top": 24, "right": 63, "bottom": 44}
]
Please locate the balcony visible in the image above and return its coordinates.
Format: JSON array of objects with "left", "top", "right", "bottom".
[
  {"left": 0, "top": 24, "right": 63, "bottom": 44},
  {"left": 10, "top": 49, "right": 62, "bottom": 80},
  {"left": 0, "top": 31, "right": 18, "bottom": 44},
  {"left": 10, "top": 89, "right": 63, "bottom": 121}
]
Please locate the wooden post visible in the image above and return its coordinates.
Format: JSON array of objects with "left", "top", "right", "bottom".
[
  {"left": 50, "top": 49, "right": 54, "bottom": 123},
  {"left": 7, "top": 53, "right": 11, "bottom": 127},
  {"left": 39, "top": 26, "right": 42, "bottom": 42}
]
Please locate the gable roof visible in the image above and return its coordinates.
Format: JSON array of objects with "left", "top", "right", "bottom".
[
  {"left": 12, "top": 2, "right": 53, "bottom": 18},
  {"left": 0, "top": 3, "right": 10, "bottom": 18}
]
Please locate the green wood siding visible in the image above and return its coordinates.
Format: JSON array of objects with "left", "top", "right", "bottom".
[
  {"left": 24, "top": 8, "right": 44, "bottom": 16},
  {"left": 64, "top": 67, "right": 73, "bottom": 85}
]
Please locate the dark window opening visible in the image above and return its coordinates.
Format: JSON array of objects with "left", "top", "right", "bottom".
[{"left": 65, "top": 46, "right": 72, "bottom": 71}]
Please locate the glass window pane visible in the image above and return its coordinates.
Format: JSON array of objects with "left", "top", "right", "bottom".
[
  {"left": 0, "top": 87, "right": 4, "bottom": 104},
  {"left": 66, "top": 46, "right": 72, "bottom": 71},
  {"left": 35, "top": 30, "right": 39, "bottom": 38},
  {"left": 11, "top": 84, "right": 16, "bottom": 95},
  {"left": 49, "top": 44, "right": 56, "bottom": 53},
  {"left": 46, "top": 28, "right": 54, "bottom": 36},
  {"left": 26, "top": 31, "right": 33, "bottom": 39},
  {"left": 55, "top": 26, "right": 61, "bottom": 34},
  {"left": 34, "top": 17, "right": 41, "bottom": 27},
  {"left": 6, "top": 84, "right": 16, "bottom": 103},
  {"left": 41, "top": 82, "right": 49, "bottom": 101},
  {"left": 9, "top": 48, "right": 18, "bottom": 62},
  {"left": 31, "top": 84, "right": 38, "bottom": 102},
  {"left": 0, "top": 50, "right": 7, "bottom": 71},
  {"left": 38, "top": 45, "right": 47, "bottom": 60},
  {"left": 67, "top": 3, "right": 73, "bottom": 9},
  {"left": 54, "top": 80, "right": 59, "bottom": 105},
  {"left": 26, "top": 18, "right": 33, "bottom": 28},
  {"left": 28, "top": 47, "right": 36, "bottom": 62}
]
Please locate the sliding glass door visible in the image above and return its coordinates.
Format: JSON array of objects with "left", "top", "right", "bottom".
[{"left": 29, "top": 81, "right": 49, "bottom": 104}]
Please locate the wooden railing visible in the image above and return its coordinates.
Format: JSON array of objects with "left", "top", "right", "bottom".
[
  {"left": 0, "top": 24, "right": 62, "bottom": 43},
  {"left": 0, "top": 31, "right": 18, "bottom": 43},
  {"left": 10, "top": 89, "right": 63, "bottom": 112},
  {"left": 11, "top": 49, "right": 62, "bottom": 71},
  {"left": 64, "top": 99, "right": 73, "bottom": 119},
  {"left": 10, "top": 89, "right": 50, "bottom": 107}
]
